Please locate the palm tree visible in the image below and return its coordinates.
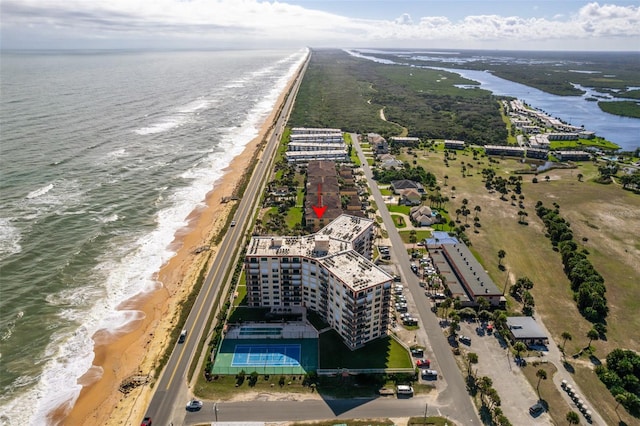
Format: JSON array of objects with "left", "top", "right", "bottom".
[
  {"left": 498, "top": 249, "right": 506, "bottom": 267},
  {"left": 615, "top": 393, "right": 628, "bottom": 420},
  {"left": 474, "top": 205, "right": 481, "bottom": 218},
  {"left": 577, "top": 173, "right": 584, "bottom": 182},
  {"left": 566, "top": 410, "right": 580, "bottom": 424},
  {"left": 455, "top": 208, "right": 462, "bottom": 222},
  {"left": 536, "top": 369, "right": 548, "bottom": 398},
  {"left": 586, "top": 328, "right": 599, "bottom": 352},
  {"left": 544, "top": 175, "right": 550, "bottom": 182},
  {"left": 444, "top": 174, "right": 449, "bottom": 186},
  {"left": 561, "top": 331, "right": 572, "bottom": 354},
  {"left": 450, "top": 186, "right": 456, "bottom": 198},
  {"left": 513, "top": 341, "right": 527, "bottom": 359}
]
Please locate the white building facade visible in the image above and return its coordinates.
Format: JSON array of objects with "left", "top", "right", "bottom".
[{"left": 245, "top": 215, "right": 392, "bottom": 349}]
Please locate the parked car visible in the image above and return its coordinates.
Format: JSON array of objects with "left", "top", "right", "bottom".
[
  {"left": 186, "top": 399, "right": 203, "bottom": 411},
  {"left": 416, "top": 359, "right": 431, "bottom": 367},
  {"left": 459, "top": 335, "right": 472, "bottom": 344},
  {"left": 411, "top": 348, "right": 424, "bottom": 357},
  {"left": 396, "top": 384, "right": 414, "bottom": 396},
  {"left": 529, "top": 402, "right": 545, "bottom": 416},
  {"left": 421, "top": 369, "right": 438, "bottom": 379},
  {"left": 141, "top": 418, "right": 152, "bottom": 426}
]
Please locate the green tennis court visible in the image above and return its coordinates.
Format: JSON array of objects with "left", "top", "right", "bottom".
[{"left": 211, "top": 338, "right": 318, "bottom": 375}]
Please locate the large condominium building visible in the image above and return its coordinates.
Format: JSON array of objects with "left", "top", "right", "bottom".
[{"left": 245, "top": 214, "right": 392, "bottom": 349}]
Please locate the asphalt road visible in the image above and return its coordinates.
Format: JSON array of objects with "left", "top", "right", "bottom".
[
  {"left": 186, "top": 396, "right": 431, "bottom": 423},
  {"left": 141, "top": 52, "right": 309, "bottom": 426},
  {"left": 350, "top": 134, "right": 481, "bottom": 425}
]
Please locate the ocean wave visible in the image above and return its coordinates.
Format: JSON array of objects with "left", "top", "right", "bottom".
[
  {"left": 134, "top": 99, "right": 212, "bottom": 135},
  {"left": 0, "top": 48, "right": 310, "bottom": 426},
  {"left": 25, "top": 183, "right": 53, "bottom": 199},
  {"left": 0, "top": 218, "right": 22, "bottom": 259}
]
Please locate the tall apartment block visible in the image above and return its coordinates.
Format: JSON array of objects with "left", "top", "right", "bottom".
[{"left": 245, "top": 214, "right": 393, "bottom": 349}]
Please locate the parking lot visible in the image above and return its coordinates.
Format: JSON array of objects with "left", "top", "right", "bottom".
[{"left": 454, "top": 320, "right": 553, "bottom": 425}]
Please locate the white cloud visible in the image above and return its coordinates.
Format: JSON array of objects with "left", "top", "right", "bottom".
[
  {"left": 394, "top": 13, "right": 413, "bottom": 25},
  {"left": 1, "top": 0, "right": 639, "bottom": 49}
]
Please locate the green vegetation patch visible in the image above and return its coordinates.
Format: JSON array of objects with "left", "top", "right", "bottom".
[
  {"left": 387, "top": 204, "right": 411, "bottom": 215},
  {"left": 598, "top": 100, "right": 640, "bottom": 118},
  {"left": 290, "top": 49, "right": 507, "bottom": 144},
  {"left": 318, "top": 330, "right": 412, "bottom": 369}
]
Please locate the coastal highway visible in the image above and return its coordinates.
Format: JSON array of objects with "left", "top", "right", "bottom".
[{"left": 142, "top": 52, "right": 309, "bottom": 425}]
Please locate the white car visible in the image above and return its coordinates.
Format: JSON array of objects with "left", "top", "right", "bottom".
[
  {"left": 422, "top": 369, "right": 438, "bottom": 379},
  {"left": 186, "top": 399, "right": 203, "bottom": 411}
]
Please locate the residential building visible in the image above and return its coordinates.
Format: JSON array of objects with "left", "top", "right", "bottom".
[
  {"left": 399, "top": 188, "right": 422, "bottom": 206},
  {"left": 555, "top": 150, "right": 591, "bottom": 161},
  {"left": 390, "top": 179, "right": 425, "bottom": 194},
  {"left": 286, "top": 127, "right": 348, "bottom": 164},
  {"left": 484, "top": 145, "right": 526, "bottom": 158},
  {"left": 410, "top": 205, "right": 435, "bottom": 227},
  {"left": 245, "top": 215, "right": 392, "bottom": 349},
  {"left": 526, "top": 148, "right": 549, "bottom": 160},
  {"left": 390, "top": 136, "right": 420, "bottom": 147},
  {"left": 444, "top": 140, "right": 466, "bottom": 150},
  {"left": 368, "top": 133, "right": 389, "bottom": 154}
]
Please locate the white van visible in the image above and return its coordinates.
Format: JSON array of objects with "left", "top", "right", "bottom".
[{"left": 396, "top": 385, "right": 414, "bottom": 396}]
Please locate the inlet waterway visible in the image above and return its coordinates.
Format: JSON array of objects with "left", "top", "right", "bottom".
[
  {"left": 348, "top": 50, "right": 639, "bottom": 151},
  {"left": 428, "top": 66, "right": 639, "bottom": 151}
]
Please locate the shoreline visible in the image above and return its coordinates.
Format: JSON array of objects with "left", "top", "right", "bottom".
[{"left": 57, "top": 66, "right": 300, "bottom": 426}]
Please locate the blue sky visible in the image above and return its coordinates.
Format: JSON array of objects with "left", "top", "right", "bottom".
[{"left": 1, "top": 0, "right": 639, "bottom": 50}]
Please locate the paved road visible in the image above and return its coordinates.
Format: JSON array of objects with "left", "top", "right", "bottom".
[
  {"left": 351, "top": 134, "right": 481, "bottom": 426},
  {"left": 141, "top": 52, "right": 309, "bottom": 426},
  {"left": 186, "top": 397, "right": 432, "bottom": 424}
]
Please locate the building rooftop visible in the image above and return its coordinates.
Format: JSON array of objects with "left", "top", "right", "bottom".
[
  {"left": 292, "top": 127, "right": 342, "bottom": 134},
  {"left": 247, "top": 214, "right": 387, "bottom": 292},
  {"left": 506, "top": 316, "right": 547, "bottom": 339},
  {"left": 321, "top": 251, "right": 392, "bottom": 291},
  {"left": 318, "top": 214, "right": 373, "bottom": 242},
  {"left": 441, "top": 243, "right": 502, "bottom": 297}
]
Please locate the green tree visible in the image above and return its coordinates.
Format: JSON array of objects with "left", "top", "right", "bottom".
[
  {"left": 615, "top": 393, "right": 628, "bottom": 420},
  {"left": 586, "top": 328, "right": 599, "bottom": 351},
  {"left": 566, "top": 410, "right": 580, "bottom": 424},
  {"left": 513, "top": 341, "right": 527, "bottom": 359}
]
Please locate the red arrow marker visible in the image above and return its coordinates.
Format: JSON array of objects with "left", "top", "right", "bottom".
[{"left": 312, "top": 183, "right": 328, "bottom": 219}]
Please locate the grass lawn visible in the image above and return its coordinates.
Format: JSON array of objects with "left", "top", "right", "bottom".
[
  {"left": 398, "top": 147, "right": 640, "bottom": 422},
  {"left": 521, "top": 363, "right": 572, "bottom": 425},
  {"left": 379, "top": 187, "right": 392, "bottom": 196},
  {"left": 286, "top": 206, "right": 303, "bottom": 228},
  {"left": 194, "top": 372, "right": 315, "bottom": 400},
  {"left": 233, "top": 272, "right": 247, "bottom": 307},
  {"left": 387, "top": 204, "right": 411, "bottom": 215},
  {"left": 399, "top": 230, "right": 432, "bottom": 243},
  {"left": 391, "top": 214, "right": 407, "bottom": 228},
  {"left": 319, "top": 330, "right": 413, "bottom": 369}
]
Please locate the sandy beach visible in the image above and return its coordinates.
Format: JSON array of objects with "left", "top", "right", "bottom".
[{"left": 58, "top": 65, "right": 300, "bottom": 426}]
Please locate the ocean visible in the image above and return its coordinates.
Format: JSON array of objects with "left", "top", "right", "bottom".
[{"left": 0, "top": 48, "right": 308, "bottom": 425}]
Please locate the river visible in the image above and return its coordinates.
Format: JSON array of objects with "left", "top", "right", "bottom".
[{"left": 346, "top": 50, "right": 639, "bottom": 151}]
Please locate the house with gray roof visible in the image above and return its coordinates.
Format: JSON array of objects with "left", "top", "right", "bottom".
[{"left": 506, "top": 316, "right": 549, "bottom": 347}]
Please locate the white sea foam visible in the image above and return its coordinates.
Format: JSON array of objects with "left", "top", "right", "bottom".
[
  {"left": 106, "top": 148, "right": 126, "bottom": 158},
  {"left": 134, "top": 99, "right": 212, "bottom": 135},
  {"left": 0, "top": 48, "right": 309, "bottom": 426},
  {"left": 25, "top": 183, "right": 53, "bottom": 199},
  {"left": 0, "top": 218, "right": 22, "bottom": 259}
]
